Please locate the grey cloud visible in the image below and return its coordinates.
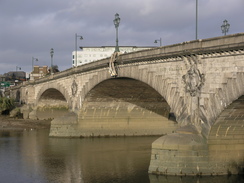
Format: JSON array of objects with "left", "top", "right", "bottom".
[{"left": 0, "top": 0, "right": 243, "bottom": 74}]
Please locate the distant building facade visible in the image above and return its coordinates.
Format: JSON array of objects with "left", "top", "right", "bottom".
[
  {"left": 0, "top": 75, "right": 5, "bottom": 82},
  {"left": 3, "top": 71, "right": 26, "bottom": 87},
  {"left": 4, "top": 71, "right": 26, "bottom": 82},
  {"left": 72, "top": 46, "right": 153, "bottom": 67},
  {"left": 30, "top": 66, "right": 49, "bottom": 81}
]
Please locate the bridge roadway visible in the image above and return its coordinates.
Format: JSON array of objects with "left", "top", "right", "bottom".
[{"left": 8, "top": 33, "right": 244, "bottom": 176}]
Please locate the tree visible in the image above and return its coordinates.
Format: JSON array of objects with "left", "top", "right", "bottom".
[{"left": 48, "top": 65, "right": 60, "bottom": 74}]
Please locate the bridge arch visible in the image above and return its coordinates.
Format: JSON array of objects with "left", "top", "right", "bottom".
[
  {"left": 76, "top": 67, "right": 182, "bottom": 122},
  {"left": 207, "top": 95, "right": 244, "bottom": 173},
  {"left": 35, "top": 83, "right": 70, "bottom": 107},
  {"left": 76, "top": 76, "right": 178, "bottom": 136},
  {"left": 38, "top": 88, "right": 67, "bottom": 104},
  {"left": 82, "top": 77, "right": 172, "bottom": 118},
  {"left": 34, "top": 84, "right": 71, "bottom": 120},
  {"left": 209, "top": 94, "right": 244, "bottom": 138},
  {"left": 202, "top": 72, "right": 244, "bottom": 128}
]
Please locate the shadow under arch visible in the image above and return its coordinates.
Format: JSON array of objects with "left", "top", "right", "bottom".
[
  {"left": 78, "top": 77, "right": 178, "bottom": 137},
  {"left": 84, "top": 77, "right": 172, "bottom": 118},
  {"left": 39, "top": 88, "right": 66, "bottom": 101},
  {"left": 208, "top": 95, "right": 244, "bottom": 175},
  {"left": 35, "top": 83, "right": 71, "bottom": 107},
  {"left": 35, "top": 88, "right": 69, "bottom": 120}
]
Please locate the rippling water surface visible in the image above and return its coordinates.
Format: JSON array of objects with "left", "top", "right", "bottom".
[{"left": 0, "top": 130, "right": 243, "bottom": 183}]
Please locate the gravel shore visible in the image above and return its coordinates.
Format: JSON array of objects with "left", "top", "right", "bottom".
[{"left": 0, "top": 115, "right": 51, "bottom": 131}]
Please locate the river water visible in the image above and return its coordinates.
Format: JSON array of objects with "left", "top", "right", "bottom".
[{"left": 0, "top": 129, "right": 243, "bottom": 183}]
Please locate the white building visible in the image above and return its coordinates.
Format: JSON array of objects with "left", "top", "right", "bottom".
[{"left": 72, "top": 46, "right": 154, "bottom": 67}]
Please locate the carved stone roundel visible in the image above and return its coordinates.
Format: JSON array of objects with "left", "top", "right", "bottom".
[
  {"left": 71, "top": 80, "right": 78, "bottom": 96},
  {"left": 182, "top": 65, "right": 205, "bottom": 97}
]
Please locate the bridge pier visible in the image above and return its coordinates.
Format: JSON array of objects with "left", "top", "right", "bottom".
[
  {"left": 49, "top": 107, "right": 178, "bottom": 137},
  {"left": 148, "top": 126, "right": 209, "bottom": 176},
  {"left": 149, "top": 95, "right": 244, "bottom": 176},
  {"left": 149, "top": 130, "right": 244, "bottom": 176}
]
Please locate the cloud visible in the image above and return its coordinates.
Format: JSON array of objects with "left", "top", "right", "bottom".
[{"left": 0, "top": 0, "right": 243, "bottom": 74}]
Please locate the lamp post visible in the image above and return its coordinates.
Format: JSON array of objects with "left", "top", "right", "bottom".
[
  {"left": 196, "top": 0, "right": 198, "bottom": 39},
  {"left": 75, "top": 33, "right": 83, "bottom": 67},
  {"left": 16, "top": 66, "right": 21, "bottom": 71},
  {"left": 50, "top": 48, "right": 54, "bottom": 74},
  {"left": 221, "top": 20, "right": 230, "bottom": 36},
  {"left": 113, "top": 13, "right": 120, "bottom": 52},
  {"left": 32, "top": 57, "right": 38, "bottom": 72},
  {"left": 154, "top": 38, "right": 162, "bottom": 46}
]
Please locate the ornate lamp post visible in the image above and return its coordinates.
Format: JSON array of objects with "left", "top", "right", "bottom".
[
  {"left": 221, "top": 20, "right": 230, "bottom": 36},
  {"left": 32, "top": 57, "right": 38, "bottom": 72},
  {"left": 154, "top": 38, "right": 162, "bottom": 46},
  {"left": 113, "top": 13, "right": 120, "bottom": 52},
  {"left": 50, "top": 48, "right": 54, "bottom": 74},
  {"left": 75, "top": 33, "right": 83, "bottom": 67}
]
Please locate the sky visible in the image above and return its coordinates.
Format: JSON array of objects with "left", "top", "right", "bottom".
[{"left": 0, "top": 0, "right": 243, "bottom": 74}]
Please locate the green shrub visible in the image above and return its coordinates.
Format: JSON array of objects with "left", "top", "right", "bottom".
[{"left": 0, "top": 97, "right": 15, "bottom": 112}]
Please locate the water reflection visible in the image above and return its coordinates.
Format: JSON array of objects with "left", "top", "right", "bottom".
[
  {"left": 0, "top": 130, "right": 154, "bottom": 183},
  {"left": 0, "top": 130, "right": 243, "bottom": 183}
]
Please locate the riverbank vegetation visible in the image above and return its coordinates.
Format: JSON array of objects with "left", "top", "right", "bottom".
[{"left": 0, "top": 97, "right": 14, "bottom": 114}]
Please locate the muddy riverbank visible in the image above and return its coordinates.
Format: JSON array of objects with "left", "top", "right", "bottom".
[{"left": 0, "top": 115, "right": 51, "bottom": 131}]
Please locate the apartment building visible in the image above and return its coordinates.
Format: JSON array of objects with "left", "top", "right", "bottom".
[{"left": 72, "top": 46, "right": 153, "bottom": 67}]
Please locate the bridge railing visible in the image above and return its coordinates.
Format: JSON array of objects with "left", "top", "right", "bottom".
[{"left": 118, "top": 33, "right": 244, "bottom": 63}]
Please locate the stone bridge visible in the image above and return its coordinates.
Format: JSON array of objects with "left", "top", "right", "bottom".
[{"left": 8, "top": 33, "right": 244, "bottom": 176}]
